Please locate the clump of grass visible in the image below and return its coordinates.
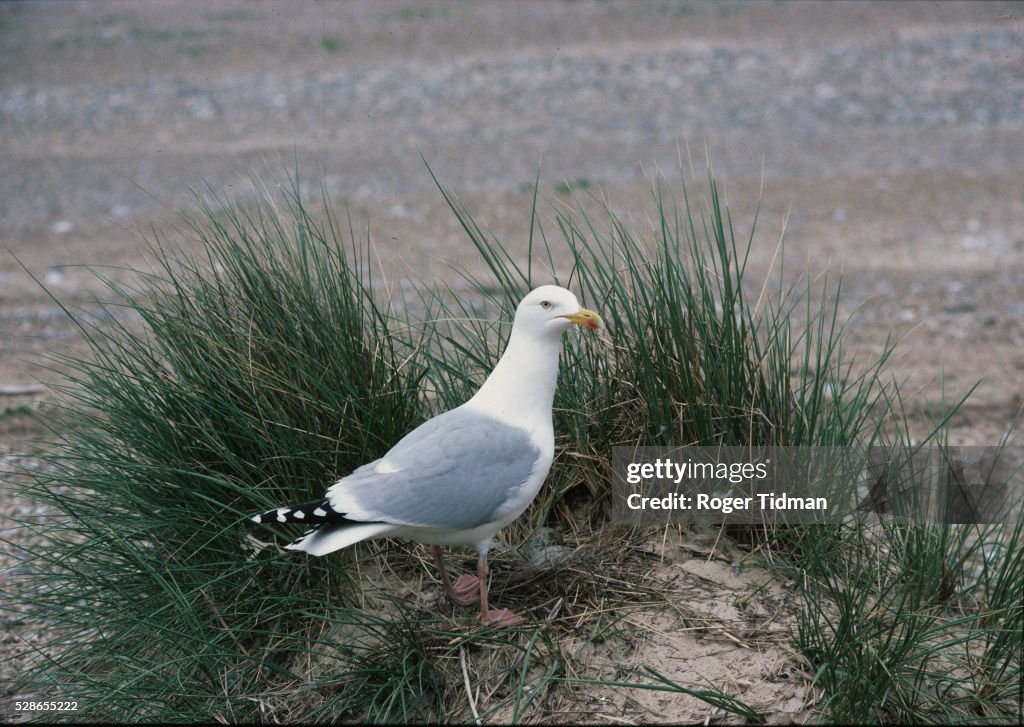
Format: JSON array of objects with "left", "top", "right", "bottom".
[
  {"left": 320, "top": 34, "right": 345, "bottom": 53},
  {"left": 784, "top": 429, "right": 1024, "bottom": 724},
  {"left": 418, "top": 165, "right": 1022, "bottom": 721},
  {"left": 5, "top": 164, "right": 1020, "bottom": 723},
  {"left": 426, "top": 166, "right": 895, "bottom": 539},
  {"left": 792, "top": 513, "right": 1023, "bottom": 723},
  {"left": 6, "top": 179, "right": 428, "bottom": 721}
]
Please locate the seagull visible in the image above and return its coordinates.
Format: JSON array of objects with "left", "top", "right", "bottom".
[{"left": 252, "top": 285, "right": 603, "bottom": 626}]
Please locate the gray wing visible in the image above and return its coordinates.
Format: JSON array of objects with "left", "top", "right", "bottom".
[{"left": 326, "top": 407, "right": 542, "bottom": 530}]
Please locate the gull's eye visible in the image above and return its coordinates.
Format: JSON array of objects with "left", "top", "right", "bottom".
[{"left": 540, "top": 300, "right": 552, "bottom": 309}]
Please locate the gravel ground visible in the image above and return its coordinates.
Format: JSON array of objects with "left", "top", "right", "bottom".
[
  {"left": 2, "top": 1, "right": 1022, "bottom": 721},
  {"left": 2, "top": 3, "right": 1023, "bottom": 236}
]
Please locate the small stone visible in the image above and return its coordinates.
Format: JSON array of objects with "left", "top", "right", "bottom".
[{"left": 944, "top": 301, "right": 976, "bottom": 314}]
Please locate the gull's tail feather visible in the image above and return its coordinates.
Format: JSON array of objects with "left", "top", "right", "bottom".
[
  {"left": 286, "top": 522, "right": 395, "bottom": 556},
  {"left": 251, "top": 498, "right": 394, "bottom": 556}
]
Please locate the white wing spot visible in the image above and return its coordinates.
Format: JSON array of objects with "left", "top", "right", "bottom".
[
  {"left": 374, "top": 460, "right": 401, "bottom": 474},
  {"left": 276, "top": 513, "right": 287, "bottom": 523},
  {"left": 313, "top": 507, "right": 327, "bottom": 517},
  {"left": 293, "top": 510, "right": 305, "bottom": 519}
]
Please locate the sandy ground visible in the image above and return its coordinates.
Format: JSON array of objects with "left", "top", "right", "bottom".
[{"left": 2, "top": 1, "right": 1023, "bottom": 722}]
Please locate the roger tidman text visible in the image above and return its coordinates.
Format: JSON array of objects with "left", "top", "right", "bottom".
[{"left": 626, "top": 491, "right": 829, "bottom": 513}]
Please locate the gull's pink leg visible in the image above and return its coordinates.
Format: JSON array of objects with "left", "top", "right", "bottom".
[
  {"left": 476, "top": 552, "right": 524, "bottom": 627},
  {"left": 431, "top": 545, "right": 480, "bottom": 606}
]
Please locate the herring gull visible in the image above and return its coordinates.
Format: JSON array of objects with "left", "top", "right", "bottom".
[{"left": 252, "top": 285, "right": 603, "bottom": 626}]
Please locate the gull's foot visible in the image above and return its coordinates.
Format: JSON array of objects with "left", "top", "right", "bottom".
[
  {"left": 446, "top": 574, "right": 481, "bottom": 606},
  {"left": 480, "top": 608, "right": 525, "bottom": 627}
]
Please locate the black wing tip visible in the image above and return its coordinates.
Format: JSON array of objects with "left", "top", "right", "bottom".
[{"left": 251, "top": 499, "right": 355, "bottom": 526}]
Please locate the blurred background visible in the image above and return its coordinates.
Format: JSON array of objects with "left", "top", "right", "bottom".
[{"left": 1, "top": 0, "right": 1022, "bottom": 443}]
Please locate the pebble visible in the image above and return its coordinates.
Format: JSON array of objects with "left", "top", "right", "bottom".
[{"left": 520, "top": 526, "right": 573, "bottom": 567}]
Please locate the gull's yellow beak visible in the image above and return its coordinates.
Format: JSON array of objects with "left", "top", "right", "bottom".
[{"left": 560, "top": 307, "right": 603, "bottom": 331}]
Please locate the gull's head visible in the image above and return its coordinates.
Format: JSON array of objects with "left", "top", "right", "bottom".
[{"left": 512, "top": 285, "right": 603, "bottom": 338}]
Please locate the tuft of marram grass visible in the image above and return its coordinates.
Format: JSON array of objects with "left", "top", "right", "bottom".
[
  {"left": 790, "top": 514, "right": 1023, "bottom": 723},
  {"left": 5, "top": 168, "right": 1020, "bottom": 723},
  {"left": 426, "top": 166, "right": 900, "bottom": 539},
  {"left": 7, "top": 178, "right": 431, "bottom": 721}
]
